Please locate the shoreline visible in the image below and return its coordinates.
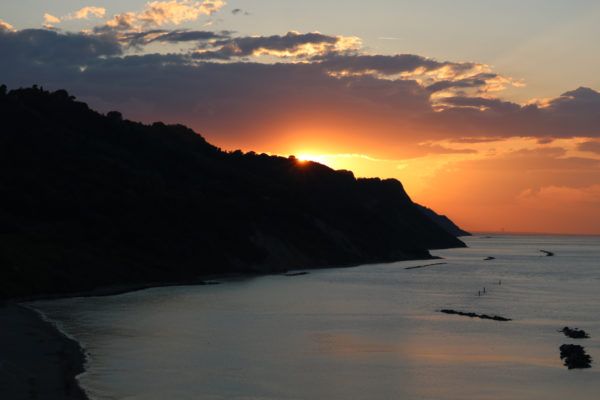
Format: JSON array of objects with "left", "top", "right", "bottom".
[
  {"left": 7, "top": 252, "right": 445, "bottom": 304},
  {"left": 2, "top": 276, "right": 255, "bottom": 400},
  {"left": 0, "top": 303, "right": 89, "bottom": 400}
]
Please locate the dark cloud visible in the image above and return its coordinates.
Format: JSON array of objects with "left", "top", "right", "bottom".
[
  {"left": 537, "top": 138, "right": 554, "bottom": 144},
  {"left": 418, "top": 87, "right": 600, "bottom": 141},
  {"left": 122, "top": 29, "right": 229, "bottom": 47},
  {"left": 509, "top": 147, "right": 567, "bottom": 159},
  {"left": 75, "top": 55, "right": 430, "bottom": 117},
  {"left": 231, "top": 8, "right": 250, "bottom": 16},
  {"left": 537, "top": 87, "right": 600, "bottom": 136},
  {"left": 194, "top": 31, "right": 343, "bottom": 59},
  {"left": 43, "top": 55, "right": 433, "bottom": 155},
  {"left": 0, "top": 28, "right": 121, "bottom": 65},
  {"left": 426, "top": 73, "right": 498, "bottom": 93},
  {"left": 547, "top": 87, "right": 600, "bottom": 110},
  {"left": 415, "top": 144, "right": 478, "bottom": 156},
  {"left": 314, "top": 54, "right": 477, "bottom": 76},
  {"left": 577, "top": 141, "right": 600, "bottom": 154},
  {"left": 191, "top": 49, "right": 232, "bottom": 60},
  {"left": 449, "top": 137, "right": 504, "bottom": 144},
  {"left": 438, "top": 96, "right": 521, "bottom": 112},
  {"left": 439, "top": 147, "right": 599, "bottom": 179}
]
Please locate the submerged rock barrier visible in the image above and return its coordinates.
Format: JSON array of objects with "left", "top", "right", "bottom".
[
  {"left": 439, "top": 309, "right": 511, "bottom": 321},
  {"left": 559, "top": 344, "right": 592, "bottom": 369},
  {"left": 283, "top": 272, "right": 309, "bottom": 276},
  {"left": 560, "top": 327, "right": 590, "bottom": 339},
  {"left": 405, "top": 262, "right": 447, "bottom": 270}
]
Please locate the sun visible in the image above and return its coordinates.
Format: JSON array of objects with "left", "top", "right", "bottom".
[{"left": 296, "top": 153, "right": 329, "bottom": 165}]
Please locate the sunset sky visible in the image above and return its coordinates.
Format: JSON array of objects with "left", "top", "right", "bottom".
[{"left": 2, "top": 1, "right": 599, "bottom": 234}]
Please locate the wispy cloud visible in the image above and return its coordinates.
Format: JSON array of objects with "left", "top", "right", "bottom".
[
  {"left": 66, "top": 6, "right": 106, "bottom": 20},
  {"left": 577, "top": 140, "right": 600, "bottom": 154},
  {"left": 43, "top": 6, "right": 106, "bottom": 28},
  {"left": 137, "top": 0, "right": 225, "bottom": 26},
  {"left": 98, "top": 0, "right": 226, "bottom": 33},
  {"left": 517, "top": 185, "right": 600, "bottom": 207},
  {"left": 0, "top": 18, "right": 14, "bottom": 31},
  {"left": 43, "top": 13, "right": 61, "bottom": 25}
]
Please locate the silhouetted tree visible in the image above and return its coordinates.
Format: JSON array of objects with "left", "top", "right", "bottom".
[{"left": 107, "top": 111, "right": 123, "bottom": 121}]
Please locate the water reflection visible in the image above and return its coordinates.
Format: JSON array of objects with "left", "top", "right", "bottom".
[{"left": 31, "top": 235, "right": 600, "bottom": 400}]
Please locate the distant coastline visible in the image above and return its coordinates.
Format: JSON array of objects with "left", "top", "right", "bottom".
[{"left": 469, "top": 231, "right": 600, "bottom": 237}]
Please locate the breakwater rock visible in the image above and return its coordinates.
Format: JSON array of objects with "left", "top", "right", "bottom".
[
  {"left": 560, "top": 327, "right": 590, "bottom": 339},
  {"left": 439, "top": 309, "right": 511, "bottom": 321},
  {"left": 559, "top": 344, "right": 592, "bottom": 369}
]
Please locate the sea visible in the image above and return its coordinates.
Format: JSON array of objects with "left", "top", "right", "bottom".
[{"left": 29, "top": 234, "right": 600, "bottom": 400}]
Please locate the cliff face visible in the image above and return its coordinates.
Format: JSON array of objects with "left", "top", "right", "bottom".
[
  {"left": 0, "top": 86, "right": 465, "bottom": 299},
  {"left": 416, "top": 204, "right": 471, "bottom": 237}
]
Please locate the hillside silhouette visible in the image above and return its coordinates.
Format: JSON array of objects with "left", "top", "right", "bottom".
[
  {"left": 0, "top": 86, "right": 465, "bottom": 299},
  {"left": 416, "top": 205, "right": 471, "bottom": 237}
]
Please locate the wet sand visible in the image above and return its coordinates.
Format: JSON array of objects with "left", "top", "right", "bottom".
[{"left": 0, "top": 303, "right": 88, "bottom": 400}]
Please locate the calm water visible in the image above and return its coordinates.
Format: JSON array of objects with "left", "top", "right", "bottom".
[{"left": 31, "top": 235, "right": 600, "bottom": 400}]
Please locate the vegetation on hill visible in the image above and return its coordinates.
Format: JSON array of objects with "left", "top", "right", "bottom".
[{"left": 0, "top": 85, "right": 465, "bottom": 299}]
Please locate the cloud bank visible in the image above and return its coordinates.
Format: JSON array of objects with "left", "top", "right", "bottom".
[{"left": 1, "top": 20, "right": 599, "bottom": 152}]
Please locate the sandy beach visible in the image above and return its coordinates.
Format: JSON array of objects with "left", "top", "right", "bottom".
[{"left": 0, "top": 303, "right": 88, "bottom": 400}]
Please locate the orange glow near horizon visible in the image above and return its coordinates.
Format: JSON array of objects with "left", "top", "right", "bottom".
[
  {"left": 198, "top": 96, "right": 600, "bottom": 236},
  {"left": 223, "top": 135, "right": 600, "bottom": 236}
]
